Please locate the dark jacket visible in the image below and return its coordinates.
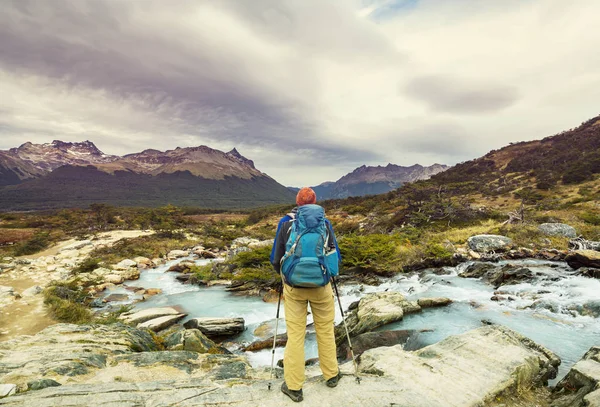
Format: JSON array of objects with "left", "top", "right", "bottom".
[{"left": 269, "top": 207, "right": 341, "bottom": 272}]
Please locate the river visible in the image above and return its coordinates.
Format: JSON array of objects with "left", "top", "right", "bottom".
[{"left": 103, "top": 256, "right": 600, "bottom": 382}]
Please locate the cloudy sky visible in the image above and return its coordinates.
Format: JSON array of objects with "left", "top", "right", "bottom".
[{"left": 1, "top": 0, "right": 599, "bottom": 186}]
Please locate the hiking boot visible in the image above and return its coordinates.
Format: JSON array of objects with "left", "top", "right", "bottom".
[
  {"left": 326, "top": 372, "right": 342, "bottom": 388},
  {"left": 281, "top": 382, "right": 303, "bottom": 402}
]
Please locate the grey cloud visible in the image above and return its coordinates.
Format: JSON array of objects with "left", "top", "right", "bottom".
[
  {"left": 403, "top": 75, "right": 519, "bottom": 114},
  {"left": 0, "top": 0, "right": 380, "bottom": 164}
]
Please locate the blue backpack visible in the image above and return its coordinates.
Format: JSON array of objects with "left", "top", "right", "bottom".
[{"left": 280, "top": 204, "right": 339, "bottom": 287}]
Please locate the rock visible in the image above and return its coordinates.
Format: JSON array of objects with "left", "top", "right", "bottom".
[
  {"left": 21, "top": 286, "right": 42, "bottom": 297},
  {"left": 195, "top": 250, "right": 217, "bottom": 259},
  {"left": 152, "top": 257, "right": 166, "bottom": 266},
  {"left": 184, "top": 317, "right": 245, "bottom": 338},
  {"left": 59, "top": 240, "right": 92, "bottom": 252},
  {"left": 0, "top": 263, "right": 14, "bottom": 271},
  {"left": 167, "top": 250, "right": 189, "bottom": 260},
  {"left": 144, "top": 288, "right": 162, "bottom": 296},
  {"left": 231, "top": 237, "right": 259, "bottom": 248},
  {"left": 27, "top": 379, "right": 61, "bottom": 391},
  {"left": 487, "top": 266, "right": 535, "bottom": 289},
  {"left": 417, "top": 297, "right": 452, "bottom": 308},
  {"left": 112, "top": 351, "right": 201, "bottom": 373},
  {"left": 338, "top": 330, "right": 426, "bottom": 361},
  {"left": 102, "top": 293, "right": 129, "bottom": 303},
  {"left": 137, "top": 314, "right": 187, "bottom": 332},
  {"left": 168, "top": 261, "right": 195, "bottom": 273},
  {"left": 252, "top": 319, "right": 285, "bottom": 340},
  {"left": 133, "top": 257, "right": 153, "bottom": 268},
  {"left": 0, "top": 325, "right": 563, "bottom": 407},
  {"left": 120, "top": 307, "right": 184, "bottom": 324},
  {"left": 175, "top": 274, "right": 191, "bottom": 282},
  {"left": 248, "top": 239, "right": 274, "bottom": 249},
  {"left": 262, "top": 289, "right": 280, "bottom": 303},
  {"left": 467, "top": 234, "right": 513, "bottom": 253},
  {"left": 104, "top": 274, "right": 124, "bottom": 284},
  {"left": 566, "top": 250, "right": 600, "bottom": 270},
  {"left": 334, "top": 292, "right": 421, "bottom": 343},
  {"left": 0, "top": 324, "right": 159, "bottom": 387},
  {"left": 360, "top": 325, "right": 559, "bottom": 401},
  {"left": 0, "top": 384, "right": 16, "bottom": 398},
  {"left": 113, "top": 259, "right": 138, "bottom": 270},
  {"left": 539, "top": 223, "right": 577, "bottom": 238},
  {"left": 578, "top": 267, "right": 600, "bottom": 279},
  {"left": 460, "top": 262, "right": 496, "bottom": 278},
  {"left": 552, "top": 346, "right": 600, "bottom": 407},
  {"left": 242, "top": 334, "right": 288, "bottom": 352},
  {"left": 164, "top": 328, "right": 222, "bottom": 354}
]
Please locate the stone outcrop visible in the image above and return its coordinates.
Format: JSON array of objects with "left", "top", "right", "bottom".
[
  {"left": 0, "top": 324, "right": 159, "bottom": 388},
  {"left": 539, "top": 223, "right": 578, "bottom": 238},
  {"left": 184, "top": 317, "right": 245, "bottom": 338},
  {"left": 0, "top": 325, "right": 562, "bottom": 407},
  {"left": 334, "top": 292, "right": 450, "bottom": 343},
  {"left": 552, "top": 346, "right": 600, "bottom": 407},
  {"left": 566, "top": 250, "right": 600, "bottom": 270},
  {"left": 467, "top": 235, "right": 513, "bottom": 253},
  {"left": 119, "top": 307, "right": 184, "bottom": 324},
  {"left": 137, "top": 314, "right": 186, "bottom": 331},
  {"left": 337, "top": 329, "right": 426, "bottom": 360}
]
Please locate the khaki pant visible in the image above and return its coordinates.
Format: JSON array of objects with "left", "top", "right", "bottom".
[{"left": 283, "top": 283, "right": 338, "bottom": 390}]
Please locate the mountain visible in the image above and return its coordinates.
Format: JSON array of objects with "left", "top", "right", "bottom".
[
  {"left": 292, "top": 163, "right": 448, "bottom": 200},
  {"left": 0, "top": 141, "right": 295, "bottom": 210},
  {"left": 430, "top": 115, "right": 600, "bottom": 192}
]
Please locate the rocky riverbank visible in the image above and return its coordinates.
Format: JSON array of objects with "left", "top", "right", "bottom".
[{"left": 0, "top": 323, "right": 580, "bottom": 406}]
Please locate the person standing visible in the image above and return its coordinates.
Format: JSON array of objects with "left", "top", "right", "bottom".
[{"left": 270, "top": 187, "right": 342, "bottom": 402}]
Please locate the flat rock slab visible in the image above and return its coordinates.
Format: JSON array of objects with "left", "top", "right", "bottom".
[
  {"left": 566, "top": 250, "right": 600, "bottom": 270},
  {"left": 120, "top": 307, "right": 184, "bottom": 324},
  {"left": 0, "top": 325, "right": 560, "bottom": 407},
  {"left": 184, "top": 317, "right": 245, "bottom": 337},
  {"left": 137, "top": 314, "right": 186, "bottom": 332}
]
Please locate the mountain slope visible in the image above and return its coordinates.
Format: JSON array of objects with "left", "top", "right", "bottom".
[
  {"left": 298, "top": 163, "right": 448, "bottom": 200},
  {"left": 431, "top": 115, "right": 600, "bottom": 192},
  {"left": 0, "top": 142, "right": 295, "bottom": 210}
]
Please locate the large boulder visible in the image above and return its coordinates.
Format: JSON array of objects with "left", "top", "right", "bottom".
[
  {"left": 334, "top": 292, "right": 421, "bottom": 343},
  {"left": 467, "top": 234, "right": 513, "bottom": 253},
  {"left": 120, "top": 307, "right": 184, "bottom": 325},
  {"left": 183, "top": 317, "right": 245, "bottom": 338},
  {"left": 566, "top": 250, "right": 600, "bottom": 270},
  {"left": 539, "top": 223, "right": 577, "bottom": 238},
  {"left": 552, "top": 346, "right": 600, "bottom": 407},
  {"left": 163, "top": 328, "right": 222, "bottom": 354}
]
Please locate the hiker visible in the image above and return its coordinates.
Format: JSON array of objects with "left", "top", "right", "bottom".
[{"left": 270, "top": 187, "right": 342, "bottom": 402}]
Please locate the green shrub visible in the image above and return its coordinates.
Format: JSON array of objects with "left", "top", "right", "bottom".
[
  {"left": 72, "top": 257, "right": 102, "bottom": 274},
  {"left": 233, "top": 267, "right": 275, "bottom": 282},
  {"left": 192, "top": 264, "right": 217, "bottom": 281},
  {"left": 43, "top": 283, "right": 92, "bottom": 324},
  {"left": 424, "top": 243, "right": 453, "bottom": 260},
  {"left": 579, "top": 212, "right": 600, "bottom": 226},
  {"left": 229, "top": 245, "right": 273, "bottom": 269},
  {"left": 338, "top": 234, "right": 400, "bottom": 273},
  {"left": 14, "top": 232, "right": 51, "bottom": 256}
]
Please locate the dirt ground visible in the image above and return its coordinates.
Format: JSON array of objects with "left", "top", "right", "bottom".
[{"left": 0, "top": 276, "right": 56, "bottom": 340}]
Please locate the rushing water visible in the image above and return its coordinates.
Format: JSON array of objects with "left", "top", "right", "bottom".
[{"left": 103, "top": 257, "right": 600, "bottom": 381}]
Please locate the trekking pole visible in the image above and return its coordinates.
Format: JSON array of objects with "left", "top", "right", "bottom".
[
  {"left": 332, "top": 277, "right": 361, "bottom": 384},
  {"left": 268, "top": 281, "right": 283, "bottom": 390}
]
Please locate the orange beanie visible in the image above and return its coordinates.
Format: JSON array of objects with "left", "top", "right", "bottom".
[{"left": 296, "top": 187, "right": 317, "bottom": 206}]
